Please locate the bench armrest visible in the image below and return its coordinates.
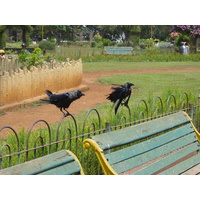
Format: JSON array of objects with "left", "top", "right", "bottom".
[
  {"left": 83, "top": 139, "right": 117, "bottom": 175},
  {"left": 183, "top": 112, "right": 200, "bottom": 142},
  {"left": 66, "top": 150, "right": 84, "bottom": 175}
]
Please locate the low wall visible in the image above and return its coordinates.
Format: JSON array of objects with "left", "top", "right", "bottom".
[{"left": 0, "top": 59, "right": 83, "bottom": 105}]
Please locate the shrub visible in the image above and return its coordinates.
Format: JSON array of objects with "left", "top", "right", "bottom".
[
  {"left": 18, "top": 48, "right": 44, "bottom": 69},
  {"left": 94, "top": 33, "right": 102, "bottom": 43},
  {"left": 38, "top": 41, "right": 55, "bottom": 50},
  {"left": 102, "top": 39, "right": 111, "bottom": 46},
  {"left": 90, "top": 41, "right": 97, "bottom": 47},
  {"left": 96, "top": 41, "right": 103, "bottom": 48},
  {"left": 109, "top": 41, "right": 117, "bottom": 46}
]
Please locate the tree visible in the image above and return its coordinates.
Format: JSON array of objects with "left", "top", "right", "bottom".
[
  {"left": 20, "top": 25, "right": 33, "bottom": 45},
  {"left": 170, "top": 25, "right": 200, "bottom": 48},
  {"left": 0, "top": 25, "right": 32, "bottom": 49},
  {"left": 43, "top": 25, "right": 84, "bottom": 43},
  {"left": 44, "top": 25, "right": 71, "bottom": 44},
  {"left": 153, "top": 25, "right": 172, "bottom": 41},
  {"left": 115, "top": 25, "right": 141, "bottom": 46},
  {"left": 0, "top": 25, "right": 7, "bottom": 49},
  {"left": 84, "top": 25, "right": 141, "bottom": 46},
  {"left": 140, "top": 25, "right": 172, "bottom": 40}
]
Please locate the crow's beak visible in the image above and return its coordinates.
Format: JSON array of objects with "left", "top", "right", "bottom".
[{"left": 82, "top": 93, "right": 85, "bottom": 96}]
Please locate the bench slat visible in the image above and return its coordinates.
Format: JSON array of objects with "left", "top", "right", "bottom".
[
  {"left": 181, "top": 163, "right": 200, "bottom": 175},
  {"left": 111, "top": 133, "right": 196, "bottom": 174},
  {"left": 159, "top": 153, "right": 200, "bottom": 175},
  {"left": 105, "top": 47, "right": 133, "bottom": 54},
  {"left": 39, "top": 161, "right": 81, "bottom": 175},
  {"left": 0, "top": 150, "right": 79, "bottom": 175},
  {"left": 91, "top": 112, "right": 190, "bottom": 150},
  {"left": 131, "top": 142, "right": 199, "bottom": 175},
  {"left": 106, "top": 123, "right": 194, "bottom": 165}
]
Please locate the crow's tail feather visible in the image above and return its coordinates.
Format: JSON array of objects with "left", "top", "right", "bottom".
[
  {"left": 40, "top": 99, "right": 50, "bottom": 103},
  {"left": 46, "top": 90, "right": 53, "bottom": 96}
]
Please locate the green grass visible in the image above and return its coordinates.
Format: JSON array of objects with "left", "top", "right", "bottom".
[
  {"left": 98, "top": 71, "right": 200, "bottom": 104},
  {"left": 81, "top": 52, "right": 200, "bottom": 62},
  {"left": 82, "top": 61, "right": 200, "bottom": 72},
  {"left": 1, "top": 60, "right": 200, "bottom": 173}
]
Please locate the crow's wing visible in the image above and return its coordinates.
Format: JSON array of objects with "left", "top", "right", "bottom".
[
  {"left": 107, "top": 87, "right": 127, "bottom": 103},
  {"left": 49, "top": 93, "right": 69, "bottom": 102},
  {"left": 123, "top": 88, "right": 132, "bottom": 106}
]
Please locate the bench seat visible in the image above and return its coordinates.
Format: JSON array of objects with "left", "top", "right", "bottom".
[
  {"left": 83, "top": 111, "right": 200, "bottom": 175},
  {"left": 0, "top": 150, "right": 84, "bottom": 175}
]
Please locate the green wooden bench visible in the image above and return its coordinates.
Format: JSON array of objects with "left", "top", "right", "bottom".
[
  {"left": 0, "top": 150, "right": 84, "bottom": 175},
  {"left": 83, "top": 111, "right": 200, "bottom": 175},
  {"left": 105, "top": 47, "right": 133, "bottom": 55}
]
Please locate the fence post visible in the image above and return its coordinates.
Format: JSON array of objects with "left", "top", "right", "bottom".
[
  {"left": 104, "top": 122, "right": 111, "bottom": 133},
  {"left": 198, "top": 90, "right": 200, "bottom": 104},
  {"left": 188, "top": 103, "right": 194, "bottom": 120}
]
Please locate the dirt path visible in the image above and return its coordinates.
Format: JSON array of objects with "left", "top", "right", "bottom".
[{"left": 1, "top": 67, "right": 200, "bottom": 131}]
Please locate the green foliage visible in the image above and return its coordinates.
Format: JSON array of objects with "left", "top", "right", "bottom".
[
  {"left": 140, "top": 46, "right": 161, "bottom": 56},
  {"left": 81, "top": 52, "right": 200, "bottom": 62},
  {"left": 5, "top": 49, "right": 18, "bottom": 54},
  {"left": 175, "top": 33, "right": 190, "bottom": 46},
  {"left": 38, "top": 40, "right": 55, "bottom": 50},
  {"left": 90, "top": 41, "right": 96, "bottom": 47},
  {"left": 44, "top": 45, "right": 200, "bottom": 62},
  {"left": 139, "top": 38, "right": 155, "bottom": 48},
  {"left": 94, "top": 33, "right": 102, "bottom": 43},
  {"left": 102, "top": 38, "right": 111, "bottom": 46},
  {"left": 0, "top": 27, "right": 6, "bottom": 49},
  {"left": 18, "top": 48, "right": 44, "bottom": 69}
]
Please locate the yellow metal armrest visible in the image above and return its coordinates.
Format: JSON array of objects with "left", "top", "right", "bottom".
[
  {"left": 183, "top": 111, "right": 200, "bottom": 143},
  {"left": 66, "top": 150, "right": 85, "bottom": 175},
  {"left": 83, "top": 139, "right": 117, "bottom": 175}
]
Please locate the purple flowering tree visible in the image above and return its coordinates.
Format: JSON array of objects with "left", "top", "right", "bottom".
[{"left": 170, "top": 25, "right": 200, "bottom": 49}]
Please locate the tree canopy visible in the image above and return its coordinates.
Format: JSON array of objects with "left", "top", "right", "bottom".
[{"left": 0, "top": 25, "right": 187, "bottom": 49}]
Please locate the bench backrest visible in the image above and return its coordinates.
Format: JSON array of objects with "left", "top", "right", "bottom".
[
  {"left": 105, "top": 47, "right": 133, "bottom": 54},
  {"left": 83, "top": 111, "right": 200, "bottom": 175},
  {"left": 0, "top": 150, "right": 84, "bottom": 175}
]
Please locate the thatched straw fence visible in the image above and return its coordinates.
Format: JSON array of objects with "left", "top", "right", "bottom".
[{"left": 0, "top": 59, "right": 83, "bottom": 105}]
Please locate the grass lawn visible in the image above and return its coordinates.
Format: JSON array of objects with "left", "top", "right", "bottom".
[
  {"left": 98, "top": 71, "right": 200, "bottom": 101},
  {"left": 83, "top": 61, "right": 200, "bottom": 103},
  {"left": 83, "top": 61, "right": 200, "bottom": 72}
]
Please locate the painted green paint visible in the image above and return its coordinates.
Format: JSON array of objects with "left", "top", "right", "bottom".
[
  {"left": 0, "top": 150, "right": 82, "bottom": 175},
  {"left": 105, "top": 123, "right": 194, "bottom": 165},
  {"left": 132, "top": 142, "right": 199, "bottom": 175},
  {"left": 111, "top": 133, "right": 196, "bottom": 174},
  {"left": 159, "top": 153, "right": 200, "bottom": 175},
  {"left": 91, "top": 112, "right": 190, "bottom": 150}
]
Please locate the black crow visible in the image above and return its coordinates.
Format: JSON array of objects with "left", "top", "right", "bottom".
[
  {"left": 107, "top": 82, "right": 134, "bottom": 115},
  {"left": 41, "top": 90, "right": 85, "bottom": 116}
]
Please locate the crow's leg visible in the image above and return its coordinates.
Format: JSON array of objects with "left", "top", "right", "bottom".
[
  {"left": 64, "top": 108, "right": 70, "bottom": 117},
  {"left": 125, "top": 104, "right": 131, "bottom": 119},
  {"left": 114, "top": 99, "right": 123, "bottom": 115},
  {"left": 60, "top": 107, "right": 66, "bottom": 116}
]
